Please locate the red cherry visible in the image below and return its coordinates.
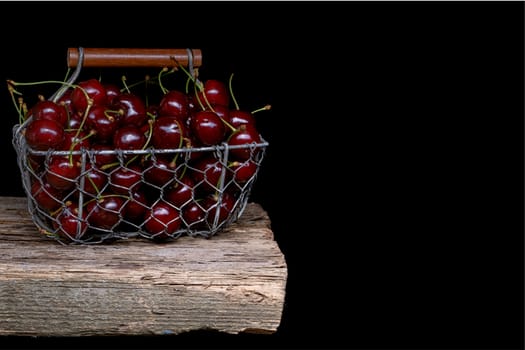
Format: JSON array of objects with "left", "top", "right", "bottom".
[
  {"left": 45, "top": 157, "right": 81, "bottom": 191},
  {"left": 109, "top": 164, "right": 143, "bottom": 194},
  {"left": 81, "top": 163, "right": 108, "bottom": 197},
  {"left": 190, "top": 110, "right": 226, "bottom": 146},
  {"left": 53, "top": 201, "right": 88, "bottom": 241},
  {"left": 164, "top": 176, "right": 195, "bottom": 208},
  {"left": 70, "top": 79, "right": 108, "bottom": 116},
  {"left": 104, "top": 83, "right": 121, "bottom": 105},
  {"left": 182, "top": 201, "right": 206, "bottom": 229},
  {"left": 113, "top": 93, "right": 147, "bottom": 127},
  {"left": 194, "top": 79, "right": 229, "bottom": 109},
  {"left": 30, "top": 100, "right": 68, "bottom": 127},
  {"left": 227, "top": 109, "right": 256, "bottom": 129},
  {"left": 230, "top": 160, "right": 258, "bottom": 185},
  {"left": 203, "top": 191, "right": 236, "bottom": 227},
  {"left": 227, "top": 124, "right": 262, "bottom": 161},
  {"left": 86, "top": 105, "right": 120, "bottom": 143},
  {"left": 143, "top": 156, "right": 178, "bottom": 188},
  {"left": 86, "top": 195, "right": 125, "bottom": 230},
  {"left": 24, "top": 119, "right": 64, "bottom": 151},
  {"left": 191, "top": 156, "right": 226, "bottom": 194},
  {"left": 90, "top": 143, "right": 118, "bottom": 168},
  {"left": 31, "top": 180, "right": 64, "bottom": 212},
  {"left": 143, "top": 201, "right": 181, "bottom": 239},
  {"left": 151, "top": 116, "right": 184, "bottom": 149},
  {"left": 158, "top": 90, "right": 190, "bottom": 122},
  {"left": 113, "top": 125, "right": 147, "bottom": 151},
  {"left": 122, "top": 190, "right": 149, "bottom": 223}
]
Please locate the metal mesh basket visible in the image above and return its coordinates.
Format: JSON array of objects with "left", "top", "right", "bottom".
[{"left": 11, "top": 48, "right": 268, "bottom": 245}]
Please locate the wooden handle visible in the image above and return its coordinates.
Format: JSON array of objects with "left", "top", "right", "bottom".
[{"left": 67, "top": 48, "right": 202, "bottom": 68}]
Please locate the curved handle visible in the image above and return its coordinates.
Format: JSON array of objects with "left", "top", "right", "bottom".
[{"left": 67, "top": 48, "right": 202, "bottom": 68}]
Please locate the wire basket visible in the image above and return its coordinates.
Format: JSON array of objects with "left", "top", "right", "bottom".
[{"left": 11, "top": 48, "right": 268, "bottom": 245}]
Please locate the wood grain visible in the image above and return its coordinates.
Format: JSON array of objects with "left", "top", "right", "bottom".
[{"left": 0, "top": 197, "right": 286, "bottom": 336}]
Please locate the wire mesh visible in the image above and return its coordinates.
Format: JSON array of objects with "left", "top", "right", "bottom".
[{"left": 10, "top": 47, "right": 269, "bottom": 245}]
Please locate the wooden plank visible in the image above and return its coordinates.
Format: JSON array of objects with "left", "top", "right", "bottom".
[{"left": 0, "top": 196, "right": 287, "bottom": 336}]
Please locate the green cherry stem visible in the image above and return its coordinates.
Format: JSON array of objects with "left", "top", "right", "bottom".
[{"left": 228, "top": 73, "right": 240, "bottom": 111}]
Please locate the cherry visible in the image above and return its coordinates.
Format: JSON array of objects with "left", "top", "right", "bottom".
[
  {"left": 230, "top": 160, "right": 258, "bottom": 185},
  {"left": 109, "top": 164, "right": 143, "bottom": 194},
  {"left": 45, "top": 156, "right": 81, "bottom": 191},
  {"left": 30, "top": 100, "right": 68, "bottom": 127},
  {"left": 181, "top": 201, "right": 206, "bottom": 229},
  {"left": 227, "top": 124, "right": 262, "bottom": 161},
  {"left": 189, "top": 110, "right": 226, "bottom": 146},
  {"left": 191, "top": 156, "right": 227, "bottom": 194},
  {"left": 104, "top": 83, "right": 121, "bottom": 105},
  {"left": 227, "top": 109, "right": 256, "bottom": 129},
  {"left": 81, "top": 163, "right": 108, "bottom": 196},
  {"left": 151, "top": 116, "right": 184, "bottom": 149},
  {"left": 113, "top": 125, "right": 147, "bottom": 151},
  {"left": 85, "top": 105, "right": 120, "bottom": 143},
  {"left": 70, "top": 78, "right": 108, "bottom": 116},
  {"left": 86, "top": 195, "right": 125, "bottom": 230},
  {"left": 143, "top": 201, "right": 181, "bottom": 239},
  {"left": 143, "top": 155, "right": 178, "bottom": 187},
  {"left": 24, "top": 119, "right": 64, "bottom": 151},
  {"left": 53, "top": 201, "right": 88, "bottom": 241},
  {"left": 31, "top": 180, "right": 64, "bottom": 212},
  {"left": 113, "top": 92, "right": 147, "bottom": 127},
  {"left": 164, "top": 176, "right": 195, "bottom": 208},
  {"left": 203, "top": 191, "right": 236, "bottom": 227},
  {"left": 122, "top": 189, "right": 149, "bottom": 223},
  {"left": 90, "top": 143, "right": 118, "bottom": 168},
  {"left": 194, "top": 79, "right": 229, "bottom": 109},
  {"left": 158, "top": 90, "right": 190, "bottom": 123}
]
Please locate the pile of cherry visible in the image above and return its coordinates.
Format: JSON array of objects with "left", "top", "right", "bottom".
[{"left": 11, "top": 73, "right": 268, "bottom": 244}]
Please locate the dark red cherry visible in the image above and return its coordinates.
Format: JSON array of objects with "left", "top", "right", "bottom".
[
  {"left": 113, "top": 125, "right": 147, "bottom": 151},
  {"left": 45, "top": 157, "right": 81, "bottom": 191},
  {"left": 70, "top": 78, "right": 108, "bottom": 116},
  {"left": 31, "top": 180, "right": 64, "bottom": 212},
  {"left": 143, "top": 201, "right": 181, "bottom": 239},
  {"left": 151, "top": 116, "right": 184, "bottom": 149},
  {"left": 30, "top": 100, "right": 68, "bottom": 127},
  {"left": 86, "top": 195, "right": 125, "bottom": 230},
  {"left": 227, "top": 124, "right": 262, "bottom": 161},
  {"left": 230, "top": 160, "right": 258, "bottom": 184},
  {"left": 122, "top": 190, "right": 149, "bottom": 223},
  {"left": 190, "top": 110, "right": 226, "bottom": 146},
  {"left": 86, "top": 105, "right": 120, "bottom": 143},
  {"left": 109, "top": 164, "right": 143, "bottom": 194},
  {"left": 164, "top": 176, "right": 195, "bottom": 208},
  {"left": 203, "top": 191, "right": 236, "bottom": 227},
  {"left": 158, "top": 90, "right": 190, "bottom": 123},
  {"left": 113, "top": 93, "right": 147, "bottom": 127},
  {"left": 104, "top": 83, "right": 121, "bottom": 105},
  {"left": 182, "top": 201, "right": 206, "bottom": 229},
  {"left": 191, "top": 156, "right": 225, "bottom": 194},
  {"left": 53, "top": 201, "right": 88, "bottom": 241},
  {"left": 24, "top": 119, "right": 64, "bottom": 151},
  {"left": 143, "top": 156, "right": 178, "bottom": 188},
  {"left": 227, "top": 109, "right": 256, "bottom": 129},
  {"left": 81, "top": 164, "right": 108, "bottom": 196},
  {"left": 194, "top": 79, "right": 229, "bottom": 109}
]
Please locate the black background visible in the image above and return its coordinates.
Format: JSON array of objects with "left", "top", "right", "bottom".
[{"left": 0, "top": 1, "right": 523, "bottom": 350}]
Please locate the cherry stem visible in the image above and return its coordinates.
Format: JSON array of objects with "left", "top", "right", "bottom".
[
  {"left": 228, "top": 73, "right": 240, "bottom": 110},
  {"left": 251, "top": 104, "right": 272, "bottom": 114},
  {"left": 158, "top": 67, "right": 170, "bottom": 95},
  {"left": 172, "top": 57, "right": 203, "bottom": 91},
  {"left": 124, "top": 117, "right": 154, "bottom": 167},
  {"left": 121, "top": 76, "right": 131, "bottom": 94}
]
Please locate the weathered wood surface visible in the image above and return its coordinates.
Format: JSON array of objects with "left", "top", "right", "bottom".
[{"left": 0, "top": 197, "right": 287, "bottom": 336}]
